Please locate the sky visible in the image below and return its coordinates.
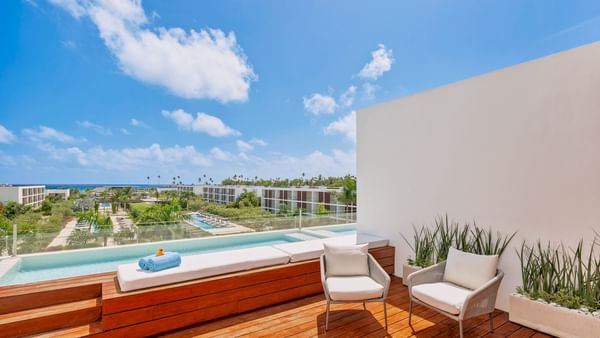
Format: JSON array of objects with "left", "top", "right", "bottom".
[{"left": 1, "top": 0, "right": 599, "bottom": 184}]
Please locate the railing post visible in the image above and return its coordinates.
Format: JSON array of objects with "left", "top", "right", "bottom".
[
  {"left": 298, "top": 208, "right": 302, "bottom": 231},
  {"left": 12, "top": 223, "right": 17, "bottom": 257}
]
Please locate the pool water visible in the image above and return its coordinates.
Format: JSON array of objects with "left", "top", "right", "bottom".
[
  {"left": 190, "top": 213, "right": 215, "bottom": 229},
  {"left": 0, "top": 238, "right": 292, "bottom": 286},
  {"left": 0, "top": 224, "right": 357, "bottom": 286}
]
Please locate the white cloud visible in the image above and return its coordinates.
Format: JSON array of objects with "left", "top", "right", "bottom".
[
  {"left": 129, "top": 118, "right": 148, "bottom": 128},
  {"left": 339, "top": 85, "right": 357, "bottom": 108},
  {"left": 23, "top": 126, "right": 77, "bottom": 143},
  {"left": 36, "top": 142, "right": 212, "bottom": 170},
  {"left": 324, "top": 111, "right": 356, "bottom": 143},
  {"left": 162, "top": 109, "right": 240, "bottom": 137},
  {"left": 358, "top": 44, "right": 394, "bottom": 80},
  {"left": 77, "top": 120, "right": 112, "bottom": 135},
  {"left": 236, "top": 140, "right": 253, "bottom": 152},
  {"left": 121, "top": 128, "right": 131, "bottom": 135},
  {"left": 210, "top": 147, "right": 233, "bottom": 161},
  {"left": 242, "top": 149, "right": 356, "bottom": 178},
  {"left": 0, "top": 125, "right": 16, "bottom": 144},
  {"left": 249, "top": 138, "right": 268, "bottom": 147},
  {"left": 303, "top": 93, "right": 337, "bottom": 115},
  {"left": 61, "top": 40, "right": 77, "bottom": 49},
  {"left": 51, "top": 0, "right": 256, "bottom": 102},
  {"left": 362, "top": 82, "right": 378, "bottom": 100}
]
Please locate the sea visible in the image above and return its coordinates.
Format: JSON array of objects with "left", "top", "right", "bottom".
[{"left": 43, "top": 184, "right": 169, "bottom": 191}]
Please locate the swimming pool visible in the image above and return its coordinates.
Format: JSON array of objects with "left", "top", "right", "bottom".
[
  {"left": 0, "top": 224, "right": 356, "bottom": 286},
  {"left": 189, "top": 213, "right": 215, "bottom": 229}
]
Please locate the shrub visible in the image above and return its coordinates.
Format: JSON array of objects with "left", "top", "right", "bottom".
[
  {"left": 517, "top": 236, "right": 600, "bottom": 311},
  {"left": 401, "top": 214, "right": 516, "bottom": 268}
]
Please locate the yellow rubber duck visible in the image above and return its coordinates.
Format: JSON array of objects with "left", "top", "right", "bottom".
[{"left": 155, "top": 247, "right": 164, "bottom": 256}]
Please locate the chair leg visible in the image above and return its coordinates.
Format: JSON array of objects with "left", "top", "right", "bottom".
[
  {"left": 459, "top": 320, "right": 464, "bottom": 338},
  {"left": 325, "top": 301, "right": 330, "bottom": 331},
  {"left": 363, "top": 301, "right": 366, "bottom": 310},
  {"left": 408, "top": 299, "right": 413, "bottom": 326},
  {"left": 489, "top": 312, "right": 494, "bottom": 332},
  {"left": 383, "top": 301, "right": 388, "bottom": 330}
]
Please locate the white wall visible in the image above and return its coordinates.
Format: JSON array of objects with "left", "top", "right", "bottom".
[{"left": 357, "top": 42, "right": 600, "bottom": 311}]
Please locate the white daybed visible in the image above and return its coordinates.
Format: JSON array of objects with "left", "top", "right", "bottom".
[{"left": 117, "top": 233, "right": 389, "bottom": 292}]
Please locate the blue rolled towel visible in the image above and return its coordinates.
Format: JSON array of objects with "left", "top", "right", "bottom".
[
  {"left": 145, "top": 252, "right": 182, "bottom": 272},
  {"left": 138, "top": 255, "right": 153, "bottom": 270}
]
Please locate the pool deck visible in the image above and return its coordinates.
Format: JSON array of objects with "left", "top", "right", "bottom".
[
  {"left": 186, "top": 212, "right": 254, "bottom": 235},
  {"left": 0, "top": 246, "right": 395, "bottom": 337}
]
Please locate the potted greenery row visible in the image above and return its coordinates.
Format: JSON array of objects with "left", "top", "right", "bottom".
[
  {"left": 510, "top": 236, "right": 600, "bottom": 338},
  {"left": 401, "top": 215, "right": 516, "bottom": 286}
]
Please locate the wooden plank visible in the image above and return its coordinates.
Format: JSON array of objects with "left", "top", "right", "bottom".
[
  {"left": 0, "top": 298, "right": 101, "bottom": 338},
  {"left": 102, "top": 259, "right": 322, "bottom": 315},
  {"left": 369, "top": 246, "right": 395, "bottom": 260},
  {"left": 237, "top": 282, "right": 323, "bottom": 313},
  {"left": 0, "top": 283, "right": 102, "bottom": 315},
  {"left": 101, "top": 270, "right": 321, "bottom": 330},
  {"left": 92, "top": 301, "right": 238, "bottom": 338}
]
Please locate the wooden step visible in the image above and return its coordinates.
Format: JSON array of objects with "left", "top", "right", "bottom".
[
  {"left": 26, "top": 321, "right": 103, "bottom": 338},
  {"left": 0, "top": 272, "right": 112, "bottom": 314},
  {"left": 0, "top": 298, "right": 102, "bottom": 337}
]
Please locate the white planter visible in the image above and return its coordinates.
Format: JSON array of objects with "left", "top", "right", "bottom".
[
  {"left": 509, "top": 293, "right": 600, "bottom": 338},
  {"left": 402, "top": 263, "right": 421, "bottom": 286}
]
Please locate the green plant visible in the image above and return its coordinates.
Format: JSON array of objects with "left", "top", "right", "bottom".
[
  {"left": 517, "top": 235, "right": 600, "bottom": 311},
  {"left": 401, "top": 224, "right": 437, "bottom": 268},
  {"left": 401, "top": 214, "right": 516, "bottom": 268}
]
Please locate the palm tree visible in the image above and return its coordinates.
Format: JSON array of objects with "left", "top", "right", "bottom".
[
  {"left": 146, "top": 176, "right": 150, "bottom": 185},
  {"left": 157, "top": 175, "right": 161, "bottom": 185}
]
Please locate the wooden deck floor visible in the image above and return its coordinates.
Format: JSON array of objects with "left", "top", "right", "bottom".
[{"left": 161, "top": 277, "right": 551, "bottom": 338}]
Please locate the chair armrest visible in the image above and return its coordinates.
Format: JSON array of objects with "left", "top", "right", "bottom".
[
  {"left": 408, "top": 261, "right": 445, "bottom": 290},
  {"left": 460, "top": 269, "right": 504, "bottom": 320},
  {"left": 319, "top": 254, "right": 331, "bottom": 301},
  {"left": 368, "top": 254, "right": 391, "bottom": 299}
]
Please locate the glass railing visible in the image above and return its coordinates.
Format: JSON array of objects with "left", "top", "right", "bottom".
[{"left": 2, "top": 210, "right": 357, "bottom": 256}]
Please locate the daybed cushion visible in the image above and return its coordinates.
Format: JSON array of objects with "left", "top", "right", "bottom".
[
  {"left": 273, "top": 235, "right": 355, "bottom": 262},
  {"left": 117, "top": 246, "right": 290, "bottom": 292},
  {"left": 326, "top": 276, "right": 384, "bottom": 301},
  {"left": 443, "top": 247, "right": 498, "bottom": 290},
  {"left": 323, "top": 243, "right": 369, "bottom": 277},
  {"left": 356, "top": 233, "right": 389, "bottom": 248},
  {"left": 273, "top": 233, "right": 389, "bottom": 263},
  {"left": 411, "top": 281, "right": 472, "bottom": 315}
]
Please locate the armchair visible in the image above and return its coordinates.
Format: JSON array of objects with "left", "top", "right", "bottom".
[
  {"left": 407, "top": 248, "right": 504, "bottom": 338},
  {"left": 320, "top": 250, "right": 391, "bottom": 331}
]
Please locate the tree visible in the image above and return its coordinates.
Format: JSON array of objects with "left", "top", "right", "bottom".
[
  {"left": 336, "top": 175, "right": 357, "bottom": 207},
  {"left": 235, "top": 191, "right": 260, "bottom": 208},
  {"left": 316, "top": 203, "right": 330, "bottom": 215},
  {"left": 40, "top": 199, "right": 53, "bottom": 215},
  {"left": 67, "top": 230, "right": 96, "bottom": 249},
  {"left": 95, "top": 214, "right": 113, "bottom": 247}
]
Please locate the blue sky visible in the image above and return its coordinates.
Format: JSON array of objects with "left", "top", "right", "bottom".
[{"left": 1, "top": 0, "right": 599, "bottom": 184}]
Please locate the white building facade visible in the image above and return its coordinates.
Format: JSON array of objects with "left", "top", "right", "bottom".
[
  {"left": 0, "top": 185, "right": 46, "bottom": 209},
  {"left": 45, "top": 188, "right": 70, "bottom": 200}
]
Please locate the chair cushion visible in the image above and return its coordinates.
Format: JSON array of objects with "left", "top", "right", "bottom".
[
  {"left": 443, "top": 247, "right": 498, "bottom": 290},
  {"left": 326, "top": 276, "right": 384, "bottom": 301},
  {"left": 324, "top": 243, "right": 369, "bottom": 277},
  {"left": 411, "top": 282, "right": 472, "bottom": 315}
]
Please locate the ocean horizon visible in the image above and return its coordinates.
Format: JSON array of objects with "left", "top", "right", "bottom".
[{"left": 26, "top": 184, "right": 175, "bottom": 191}]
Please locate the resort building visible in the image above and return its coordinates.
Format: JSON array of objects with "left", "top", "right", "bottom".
[
  {"left": 198, "top": 185, "right": 263, "bottom": 204},
  {"left": 190, "top": 184, "right": 356, "bottom": 216},
  {"left": 261, "top": 186, "right": 354, "bottom": 215},
  {"left": 45, "top": 188, "right": 70, "bottom": 200},
  {"left": 0, "top": 185, "right": 46, "bottom": 209}
]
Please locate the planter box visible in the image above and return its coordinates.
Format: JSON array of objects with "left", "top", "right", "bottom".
[
  {"left": 402, "top": 263, "right": 421, "bottom": 286},
  {"left": 509, "top": 293, "right": 600, "bottom": 338}
]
